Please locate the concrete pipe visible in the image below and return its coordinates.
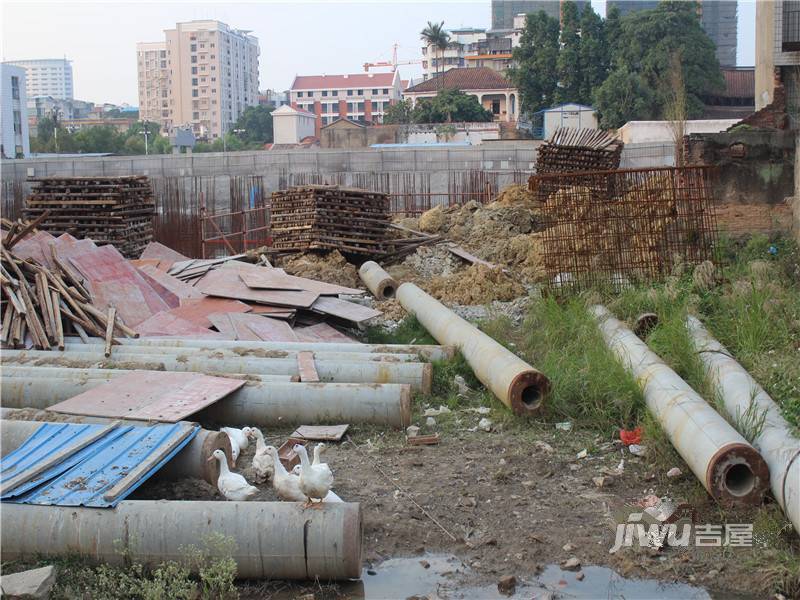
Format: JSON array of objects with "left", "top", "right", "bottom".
[
  {"left": 60, "top": 343, "right": 420, "bottom": 364},
  {"left": 0, "top": 501, "right": 362, "bottom": 580},
  {"left": 2, "top": 350, "right": 432, "bottom": 393},
  {"left": 0, "top": 418, "right": 231, "bottom": 485},
  {"left": 68, "top": 336, "right": 454, "bottom": 362},
  {"left": 1, "top": 373, "right": 413, "bottom": 428},
  {"left": 591, "top": 305, "right": 769, "bottom": 506},
  {"left": 396, "top": 282, "right": 549, "bottom": 415},
  {"left": 687, "top": 316, "right": 800, "bottom": 532},
  {"left": 359, "top": 261, "right": 398, "bottom": 300},
  {"left": 0, "top": 365, "right": 293, "bottom": 384}
]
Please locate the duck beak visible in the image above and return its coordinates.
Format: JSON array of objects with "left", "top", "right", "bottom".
[{"left": 207, "top": 456, "right": 215, "bottom": 463}]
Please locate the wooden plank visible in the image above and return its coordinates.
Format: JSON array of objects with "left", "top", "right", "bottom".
[
  {"left": 447, "top": 245, "right": 500, "bottom": 270},
  {"left": 0, "top": 422, "right": 121, "bottom": 495},
  {"left": 238, "top": 268, "right": 364, "bottom": 296},
  {"left": 290, "top": 425, "right": 349, "bottom": 442},
  {"left": 104, "top": 307, "right": 116, "bottom": 357},
  {"left": 48, "top": 371, "right": 246, "bottom": 422},
  {"left": 103, "top": 423, "right": 196, "bottom": 502},
  {"left": 309, "top": 296, "right": 381, "bottom": 324},
  {"left": 195, "top": 268, "right": 318, "bottom": 309},
  {"left": 296, "top": 351, "right": 319, "bottom": 382},
  {"left": 52, "top": 290, "right": 65, "bottom": 350}
]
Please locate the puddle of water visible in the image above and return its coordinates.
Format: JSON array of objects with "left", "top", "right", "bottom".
[{"left": 336, "top": 553, "right": 744, "bottom": 600}]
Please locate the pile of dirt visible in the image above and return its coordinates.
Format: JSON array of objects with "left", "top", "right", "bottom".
[
  {"left": 278, "top": 250, "right": 360, "bottom": 289},
  {"left": 483, "top": 233, "right": 546, "bottom": 281},
  {"left": 427, "top": 264, "right": 526, "bottom": 305},
  {"left": 492, "top": 183, "right": 541, "bottom": 208},
  {"left": 400, "top": 244, "right": 461, "bottom": 279}
]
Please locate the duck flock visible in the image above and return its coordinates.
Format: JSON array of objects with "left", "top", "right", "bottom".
[{"left": 209, "top": 427, "right": 341, "bottom": 505}]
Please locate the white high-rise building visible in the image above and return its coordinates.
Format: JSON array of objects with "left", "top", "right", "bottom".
[
  {"left": 0, "top": 64, "right": 30, "bottom": 158},
  {"left": 5, "top": 58, "right": 74, "bottom": 100},
  {"left": 137, "top": 20, "right": 260, "bottom": 139}
]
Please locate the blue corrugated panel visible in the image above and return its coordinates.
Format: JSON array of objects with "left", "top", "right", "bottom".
[{"left": 1, "top": 422, "right": 198, "bottom": 508}]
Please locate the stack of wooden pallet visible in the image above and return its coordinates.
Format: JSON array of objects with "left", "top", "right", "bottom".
[
  {"left": 270, "top": 185, "right": 390, "bottom": 257},
  {"left": 23, "top": 176, "right": 155, "bottom": 258},
  {"left": 534, "top": 127, "right": 624, "bottom": 175}
]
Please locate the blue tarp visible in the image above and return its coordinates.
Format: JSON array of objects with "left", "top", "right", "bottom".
[{"left": 1, "top": 422, "right": 198, "bottom": 508}]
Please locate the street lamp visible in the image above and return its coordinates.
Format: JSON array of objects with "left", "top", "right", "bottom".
[{"left": 140, "top": 120, "right": 150, "bottom": 155}]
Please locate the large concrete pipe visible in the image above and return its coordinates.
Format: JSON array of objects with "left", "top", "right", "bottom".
[
  {"left": 687, "top": 316, "right": 800, "bottom": 532},
  {"left": 591, "top": 305, "right": 769, "bottom": 506},
  {"left": 1, "top": 501, "right": 362, "bottom": 580},
  {"left": 1, "top": 372, "right": 412, "bottom": 428},
  {"left": 69, "top": 336, "right": 453, "bottom": 362},
  {"left": 0, "top": 418, "right": 231, "bottom": 484},
  {"left": 359, "top": 261, "right": 398, "bottom": 300},
  {"left": 0, "top": 365, "right": 293, "bottom": 384},
  {"left": 60, "top": 343, "right": 420, "bottom": 364},
  {"left": 396, "top": 282, "right": 548, "bottom": 415},
  {"left": 2, "top": 350, "right": 431, "bottom": 393}
]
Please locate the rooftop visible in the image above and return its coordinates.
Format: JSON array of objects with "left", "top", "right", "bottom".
[
  {"left": 291, "top": 72, "right": 397, "bottom": 91},
  {"left": 404, "top": 67, "right": 515, "bottom": 94}
]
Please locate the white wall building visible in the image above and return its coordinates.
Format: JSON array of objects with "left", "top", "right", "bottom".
[
  {"left": 272, "top": 104, "right": 316, "bottom": 145},
  {"left": 617, "top": 119, "right": 740, "bottom": 144},
  {"left": 0, "top": 64, "right": 30, "bottom": 158},
  {"left": 533, "top": 103, "right": 598, "bottom": 140},
  {"left": 5, "top": 58, "right": 73, "bottom": 100}
]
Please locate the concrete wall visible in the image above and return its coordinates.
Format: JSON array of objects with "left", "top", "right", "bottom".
[
  {"left": 321, "top": 122, "right": 504, "bottom": 149},
  {"left": 755, "top": 0, "right": 776, "bottom": 110},
  {"left": 618, "top": 120, "right": 740, "bottom": 144},
  {"left": 685, "top": 130, "right": 795, "bottom": 205}
]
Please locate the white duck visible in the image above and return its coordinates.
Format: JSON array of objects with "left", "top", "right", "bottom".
[
  {"left": 208, "top": 448, "right": 258, "bottom": 501},
  {"left": 265, "top": 445, "right": 306, "bottom": 502},
  {"left": 243, "top": 427, "right": 273, "bottom": 483},
  {"left": 312, "top": 442, "right": 326, "bottom": 466},
  {"left": 295, "top": 444, "right": 334, "bottom": 508},
  {"left": 220, "top": 427, "right": 249, "bottom": 465}
]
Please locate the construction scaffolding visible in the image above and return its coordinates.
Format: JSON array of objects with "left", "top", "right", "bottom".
[{"left": 530, "top": 166, "right": 719, "bottom": 292}]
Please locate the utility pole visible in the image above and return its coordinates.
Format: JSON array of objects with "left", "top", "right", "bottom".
[{"left": 140, "top": 120, "right": 150, "bottom": 155}]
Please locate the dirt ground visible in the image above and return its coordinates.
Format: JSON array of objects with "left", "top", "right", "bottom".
[{"left": 131, "top": 414, "right": 785, "bottom": 599}]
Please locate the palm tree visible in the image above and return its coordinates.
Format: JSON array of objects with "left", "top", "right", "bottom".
[{"left": 420, "top": 21, "right": 450, "bottom": 89}]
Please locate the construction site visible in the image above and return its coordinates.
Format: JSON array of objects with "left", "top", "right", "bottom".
[{"left": 0, "top": 127, "right": 798, "bottom": 600}]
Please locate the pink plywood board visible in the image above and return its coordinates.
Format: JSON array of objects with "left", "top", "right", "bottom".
[
  {"left": 137, "top": 264, "right": 205, "bottom": 301},
  {"left": 238, "top": 269, "right": 364, "bottom": 297},
  {"left": 10, "top": 231, "right": 58, "bottom": 267},
  {"left": 70, "top": 245, "right": 172, "bottom": 327},
  {"left": 296, "top": 351, "right": 319, "bottom": 382},
  {"left": 168, "top": 297, "right": 251, "bottom": 328},
  {"left": 195, "top": 269, "right": 318, "bottom": 308},
  {"left": 48, "top": 371, "right": 245, "bottom": 422},
  {"left": 309, "top": 296, "right": 381, "bottom": 324},
  {"left": 207, "top": 312, "right": 298, "bottom": 342},
  {"left": 139, "top": 241, "right": 190, "bottom": 270},
  {"left": 134, "top": 311, "right": 228, "bottom": 338},
  {"left": 294, "top": 322, "right": 359, "bottom": 343}
]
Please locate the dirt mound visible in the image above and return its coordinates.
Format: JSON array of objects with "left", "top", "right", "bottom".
[
  {"left": 279, "top": 250, "right": 360, "bottom": 288},
  {"left": 418, "top": 206, "right": 447, "bottom": 233},
  {"left": 492, "top": 183, "right": 540, "bottom": 207},
  {"left": 427, "top": 264, "right": 526, "bottom": 305},
  {"left": 484, "top": 234, "right": 546, "bottom": 281}
]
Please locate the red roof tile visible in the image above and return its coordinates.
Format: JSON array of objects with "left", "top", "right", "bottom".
[
  {"left": 404, "top": 67, "right": 514, "bottom": 94},
  {"left": 291, "top": 72, "right": 397, "bottom": 90},
  {"left": 720, "top": 68, "right": 754, "bottom": 99}
]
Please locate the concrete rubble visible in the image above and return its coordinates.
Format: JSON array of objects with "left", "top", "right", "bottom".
[{"left": 0, "top": 565, "right": 57, "bottom": 599}]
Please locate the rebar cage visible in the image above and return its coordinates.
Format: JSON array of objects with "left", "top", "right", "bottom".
[{"left": 530, "top": 166, "right": 720, "bottom": 293}]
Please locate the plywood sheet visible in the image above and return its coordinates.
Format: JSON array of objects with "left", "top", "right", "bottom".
[
  {"left": 207, "top": 312, "right": 298, "bottom": 342},
  {"left": 309, "top": 296, "right": 381, "bottom": 324},
  {"left": 239, "top": 269, "right": 364, "bottom": 296},
  {"left": 291, "top": 425, "right": 349, "bottom": 442},
  {"left": 139, "top": 241, "right": 190, "bottom": 269},
  {"left": 296, "top": 351, "right": 319, "bottom": 382},
  {"left": 295, "top": 322, "right": 359, "bottom": 343},
  {"left": 137, "top": 264, "right": 204, "bottom": 301},
  {"left": 133, "top": 311, "right": 228, "bottom": 338},
  {"left": 167, "top": 297, "right": 251, "bottom": 328},
  {"left": 195, "top": 269, "right": 318, "bottom": 308},
  {"left": 48, "top": 371, "right": 245, "bottom": 422}
]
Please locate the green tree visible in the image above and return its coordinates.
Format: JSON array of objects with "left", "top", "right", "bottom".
[
  {"left": 73, "top": 126, "right": 124, "bottom": 153},
  {"left": 509, "top": 11, "right": 560, "bottom": 114},
  {"left": 594, "top": 0, "right": 724, "bottom": 127},
  {"left": 420, "top": 21, "right": 450, "bottom": 87},
  {"left": 233, "top": 105, "right": 274, "bottom": 143},
  {"left": 382, "top": 99, "right": 414, "bottom": 124},
  {"left": 555, "top": 1, "right": 582, "bottom": 104},
  {"left": 152, "top": 135, "right": 172, "bottom": 154},
  {"left": 593, "top": 66, "right": 655, "bottom": 128},
  {"left": 603, "top": 4, "right": 622, "bottom": 69},
  {"left": 410, "top": 89, "right": 493, "bottom": 123},
  {"left": 578, "top": 4, "right": 608, "bottom": 105}
]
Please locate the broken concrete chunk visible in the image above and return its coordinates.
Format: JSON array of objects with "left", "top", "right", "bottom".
[
  {"left": 406, "top": 425, "right": 420, "bottom": 438},
  {"left": 561, "top": 557, "right": 581, "bottom": 571},
  {"left": 478, "top": 418, "right": 493, "bottom": 432},
  {"left": 497, "top": 574, "right": 517, "bottom": 595},
  {"left": 0, "top": 565, "right": 56, "bottom": 600}
]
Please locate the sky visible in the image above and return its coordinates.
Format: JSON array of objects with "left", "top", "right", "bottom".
[{"left": 1, "top": 0, "right": 756, "bottom": 106}]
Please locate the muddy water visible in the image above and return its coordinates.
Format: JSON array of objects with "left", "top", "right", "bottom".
[{"left": 331, "top": 553, "right": 753, "bottom": 599}]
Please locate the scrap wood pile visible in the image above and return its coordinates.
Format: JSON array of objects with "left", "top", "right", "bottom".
[
  {"left": 270, "top": 184, "right": 439, "bottom": 261},
  {"left": 23, "top": 176, "right": 155, "bottom": 258},
  {"left": 531, "top": 166, "right": 718, "bottom": 289},
  {"left": 535, "top": 127, "right": 624, "bottom": 174},
  {"left": 1, "top": 217, "right": 384, "bottom": 351}
]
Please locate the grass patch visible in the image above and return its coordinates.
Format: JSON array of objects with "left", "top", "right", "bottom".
[{"left": 362, "top": 314, "right": 436, "bottom": 346}]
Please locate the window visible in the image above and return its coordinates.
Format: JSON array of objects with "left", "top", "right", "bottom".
[
  {"left": 160, "top": 61, "right": 167, "bottom": 68},
  {"left": 322, "top": 90, "right": 328, "bottom": 97},
  {"left": 784, "top": 1, "right": 800, "bottom": 50},
  {"left": 192, "top": 78, "right": 198, "bottom": 86},
  {"left": 190, "top": 44, "right": 197, "bottom": 52},
  {"left": 492, "top": 100, "right": 500, "bottom": 115},
  {"left": 347, "top": 89, "right": 353, "bottom": 95},
  {"left": 357, "top": 89, "right": 363, "bottom": 95},
  {"left": 192, "top": 67, "right": 198, "bottom": 74},
  {"left": 10, "top": 76, "right": 19, "bottom": 100},
  {"left": 193, "top": 111, "right": 199, "bottom": 119},
  {"left": 372, "top": 89, "right": 378, "bottom": 95},
  {"left": 383, "top": 88, "right": 389, "bottom": 94},
  {"left": 191, "top": 56, "right": 197, "bottom": 63},
  {"left": 192, "top": 89, "right": 198, "bottom": 97},
  {"left": 160, "top": 50, "right": 166, "bottom": 58},
  {"left": 297, "top": 91, "right": 303, "bottom": 98}
]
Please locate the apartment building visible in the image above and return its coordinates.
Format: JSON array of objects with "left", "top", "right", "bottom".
[
  {"left": 606, "top": 0, "right": 738, "bottom": 67},
  {"left": 490, "top": 0, "right": 588, "bottom": 29},
  {"left": 0, "top": 64, "right": 30, "bottom": 158},
  {"left": 755, "top": 0, "right": 800, "bottom": 117},
  {"left": 137, "top": 20, "right": 259, "bottom": 139},
  {"left": 289, "top": 71, "right": 403, "bottom": 135},
  {"left": 4, "top": 58, "right": 74, "bottom": 101}
]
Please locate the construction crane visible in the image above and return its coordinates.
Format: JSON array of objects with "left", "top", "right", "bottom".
[{"left": 363, "top": 43, "right": 422, "bottom": 72}]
